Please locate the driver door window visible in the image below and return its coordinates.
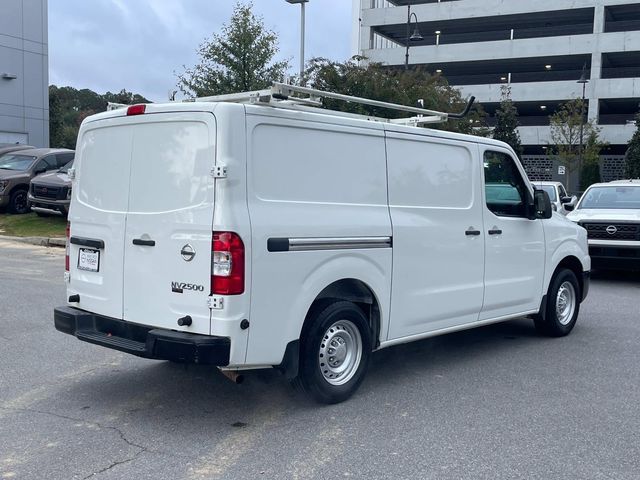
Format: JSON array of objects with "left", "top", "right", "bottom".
[{"left": 484, "top": 151, "right": 528, "bottom": 217}]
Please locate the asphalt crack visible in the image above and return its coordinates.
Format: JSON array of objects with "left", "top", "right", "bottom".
[{"left": 0, "top": 406, "right": 148, "bottom": 478}]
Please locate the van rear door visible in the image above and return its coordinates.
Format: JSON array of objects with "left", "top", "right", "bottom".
[{"left": 70, "top": 112, "right": 216, "bottom": 335}]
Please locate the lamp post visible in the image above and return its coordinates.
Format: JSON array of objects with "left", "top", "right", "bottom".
[
  {"left": 286, "top": 0, "right": 309, "bottom": 83},
  {"left": 404, "top": 1, "right": 423, "bottom": 70},
  {"left": 577, "top": 64, "right": 589, "bottom": 191}
]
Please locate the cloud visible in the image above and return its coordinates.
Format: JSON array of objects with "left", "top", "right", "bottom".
[{"left": 49, "top": 0, "right": 354, "bottom": 102}]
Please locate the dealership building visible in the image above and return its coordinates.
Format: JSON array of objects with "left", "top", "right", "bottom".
[
  {"left": 0, "top": 0, "right": 49, "bottom": 147},
  {"left": 353, "top": 0, "right": 640, "bottom": 183}
]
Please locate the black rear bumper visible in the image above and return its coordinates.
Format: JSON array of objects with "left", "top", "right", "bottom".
[{"left": 54, "top": 306, "right": 230, "bottom": 365}]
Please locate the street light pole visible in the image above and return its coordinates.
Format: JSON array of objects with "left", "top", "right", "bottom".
[
  {"left": 577, "top": 64, "right": 589, "bottom": 192},
  {"left": 286, "top": 0, "right": 309, "bottom": 83},
  {"left": 404, "top": 1, "right": 423, "bottom": 70}
]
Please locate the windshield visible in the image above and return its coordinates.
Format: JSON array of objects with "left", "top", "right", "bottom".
[
  {"left": 59, "top": 160, "right": 74, "bottom": 173},
  {"left": 578, "top": 186, "right": 640, "bottom": 209},
  {"left": 0, "top": 154, "right": 37, "bottom": 171},
  {"left": 537, "top": 185, "right": 557, "bottom": 201}
]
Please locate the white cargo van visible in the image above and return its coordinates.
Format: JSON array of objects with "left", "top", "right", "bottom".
[{"left": 55, "top": 84, "right": 590, "bottom": 404}]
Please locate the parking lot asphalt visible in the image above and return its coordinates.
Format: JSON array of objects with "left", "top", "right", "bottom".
[{"left": 1, "top": 238, "right": 640, "bottom": 480}]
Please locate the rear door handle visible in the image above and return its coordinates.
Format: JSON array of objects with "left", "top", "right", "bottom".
[
  {"left": 488, "top": 229, "right": 503, "bottom": 235},
  {"left": 70, "top": 236, "right": 104, "bottom": 249},
  {"left": 465, "top": 228, "right": 481, "bottom": 236},
  {"left": 133, "top": 238, "right": 156, "bottom": 247}
]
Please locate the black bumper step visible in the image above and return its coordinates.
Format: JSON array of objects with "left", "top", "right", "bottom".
[{"left": 54, "top": 306, "right": 230, "bottom": 365}]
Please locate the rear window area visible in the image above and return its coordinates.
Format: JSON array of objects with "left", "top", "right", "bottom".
[{"left": 77, "top": 121, "right": 213, "bottom": 213}]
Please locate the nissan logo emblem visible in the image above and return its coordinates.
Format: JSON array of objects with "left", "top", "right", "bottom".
[
  {"left": 606, "top": 226, "right": 618, "bottom": 235},
  {"left": 180, "top": 244, "right": 196, "bottom": 262}
]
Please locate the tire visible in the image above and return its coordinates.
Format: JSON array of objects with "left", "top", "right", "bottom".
[
  {"left": 295, "top": 300, "right": 372, "bottom": 404},
  {"left": 534, "top": 269, "right": 581, "bottom": 337},
  {"left": 9, "top": 189, "right": 29, "bottom": 214}
]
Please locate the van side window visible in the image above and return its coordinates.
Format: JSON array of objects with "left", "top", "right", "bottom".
[{"left": 484, "top": 151, "right": 528, "bottom": 217}]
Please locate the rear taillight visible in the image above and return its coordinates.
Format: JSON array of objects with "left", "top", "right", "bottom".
[
  {"left": 211, "top": 232, "right": 244, "bottom": 295},
  {"left": 65, "top": 222, "right": 70, "bottom": 272}
]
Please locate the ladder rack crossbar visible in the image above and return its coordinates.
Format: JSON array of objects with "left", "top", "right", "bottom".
[{"left": 271, "top": 82, "right": 448, "bottom": 120}]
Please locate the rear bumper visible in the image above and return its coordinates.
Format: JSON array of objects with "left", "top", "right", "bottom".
[
  {"left": 588, "top": 245, "right": 640, "bottom": 271},
  {"left": 54, "top": 306, "right": 230, "bottom": 365}
]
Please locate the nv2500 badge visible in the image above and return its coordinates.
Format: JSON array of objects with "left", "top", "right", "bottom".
[{"left": 171, "top": 282, "right": 205, "bottom": 293}]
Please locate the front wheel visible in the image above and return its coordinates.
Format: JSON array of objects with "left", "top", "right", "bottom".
[
  {"left": 534, "top": 269, "right": 581, "bottom": 337},
  {"left": 296, "top": 300, "right": 372, "bottom": 404}
]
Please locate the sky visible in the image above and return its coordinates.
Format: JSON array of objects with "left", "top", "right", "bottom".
[{"left": 49, "top": 0, "right": 355, "bottom": 103}]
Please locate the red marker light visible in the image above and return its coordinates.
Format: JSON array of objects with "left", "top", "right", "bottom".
[{"left": 126, "top": 104, "right": 146, "bottom": 116}]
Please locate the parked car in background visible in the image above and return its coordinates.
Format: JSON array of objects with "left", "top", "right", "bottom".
[
  {"left": 0, "top": 143, "right": 34, "bottom": 156},
  {"left": 567, "top": 179, "right": 640, "bottom": 270},
  {"left": 28, "top": 158, "right": 75, "bottom": 216},
  {"left": 534, "top": 181, "right": 577, "bottom": 215},
  {"left": 0, "top": 148, "right": 75, "bottom": 214}
]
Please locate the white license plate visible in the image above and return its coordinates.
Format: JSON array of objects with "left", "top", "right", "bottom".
[{"left": 78, "top": 248, "right": 100, "bottom": 272}]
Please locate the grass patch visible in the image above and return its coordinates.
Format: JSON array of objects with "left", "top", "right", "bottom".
[{"left": 0, "top": 212, "right": 67, "bottom": 238}]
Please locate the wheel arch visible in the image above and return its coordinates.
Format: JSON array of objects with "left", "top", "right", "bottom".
[{"left": 277, "top": 277, "right": 385, "bottom": 380}]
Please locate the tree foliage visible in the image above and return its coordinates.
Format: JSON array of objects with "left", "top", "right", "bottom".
[
  {"left": 549, "top": 99, "right": 604, "bottom": 191},
  {"left": 177, "top": 2, "right": 290, "bottom": 97},
  {"left": 49, "top": 86, "right": 149, "bottom": 149},
  {"left": 626, "top": 112, "right": 640, "bottom": 179},
  {"left": 492, "top": 86, "right": 522, "bottom": 157},
  {"left": 304, "top": 57, "right": 487, "bottom": 135}
]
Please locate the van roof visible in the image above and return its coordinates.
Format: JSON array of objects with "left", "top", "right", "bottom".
[{"left": 83, "top": 101, "right": 514, "bottom": 153}]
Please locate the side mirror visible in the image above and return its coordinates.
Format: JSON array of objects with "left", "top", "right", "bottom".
[
  {"left": 532, "top": 189, "right": 553, "bottom": 219},
  {"left": 564, "top": 203, "right": 575, "bottom": 212},
  {"left": 560, "top": 196, "right": 573, "bottom": 204}
]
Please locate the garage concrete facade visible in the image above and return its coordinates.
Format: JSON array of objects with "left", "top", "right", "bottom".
[{"left": 354, "top": 0, "right": 640, "bottom": 181}]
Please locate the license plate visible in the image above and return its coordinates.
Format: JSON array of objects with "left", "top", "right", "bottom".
[{"left": 78, "top": 248, "right": 100, "bottom": 272}]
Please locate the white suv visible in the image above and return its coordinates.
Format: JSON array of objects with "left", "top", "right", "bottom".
[
  {"left": 54, "top": 95, "right": 590, "bottom": 403},
  {"left": 567, "top": 179, "right": 640, "bottom": 271}
]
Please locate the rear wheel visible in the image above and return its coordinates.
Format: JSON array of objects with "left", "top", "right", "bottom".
[
  {"left": 296, "top": 300, "right": 371, "bottom": 404},
  {"left": 9, "top": 189, "right": 29, "bottom": 214},
  {"left": 534, "top": 269, "right": 581, "bottom": 337}
]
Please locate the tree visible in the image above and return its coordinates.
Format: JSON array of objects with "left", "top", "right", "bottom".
[
  {"left": 103, "top": 89, "right": 148, "bottom": 105},
  {"left": 304, "top": 57, "right": 488, "bottom": 135},
  {"left": 177, "top": 2, "right": 290, "bottom": 97},
  {"left": 549, "top": 99, "right": 603, "bottom": 191},
  {"left": 580, "top": 132, "right": 602, "bottom": 189},
  {"left": 625, "top": 112, "right": 640, "bottom": 179},
  {"left": 492, "top": 86, "right": 522, "bottom": 157}
]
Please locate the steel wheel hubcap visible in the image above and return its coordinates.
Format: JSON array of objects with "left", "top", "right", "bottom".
[
  {"left": 556, "top": 281, "right": 576, "bottom": 326},
  {"left": 318, "top": 320, "right": 362, "bottom": 386}
]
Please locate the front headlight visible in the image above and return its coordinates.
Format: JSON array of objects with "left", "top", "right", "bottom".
[{"left": 0, "top": 180, "right": 8, "bottom": 194}]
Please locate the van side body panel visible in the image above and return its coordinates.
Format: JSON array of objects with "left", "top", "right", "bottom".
[
  {"left": 385, "top": 131, "right": 486, "bottom": 339},
  {"left": 244, "top": 108, "right": 392, "bottom": 366}
]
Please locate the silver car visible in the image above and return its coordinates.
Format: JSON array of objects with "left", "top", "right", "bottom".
[{"left": 534, "top": 181, "right": 577, "bottom": 215}]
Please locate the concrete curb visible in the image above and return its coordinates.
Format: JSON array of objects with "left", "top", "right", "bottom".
[{"left": 0, "top": 235, "right": 66, "bottom": 248}]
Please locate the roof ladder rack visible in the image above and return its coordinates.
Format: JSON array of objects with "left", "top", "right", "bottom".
[{"left": 190, "top": 82, "right": 475, "bottom": 127}]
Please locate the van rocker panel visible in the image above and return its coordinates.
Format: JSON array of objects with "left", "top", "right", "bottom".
[{"left": 54, "top": 306, "right": 230, "bottom": 365}]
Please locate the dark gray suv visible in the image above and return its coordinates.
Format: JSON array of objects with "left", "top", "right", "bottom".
[{"left": 0, "top": 148, "right": 75, "bottom": 214}]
